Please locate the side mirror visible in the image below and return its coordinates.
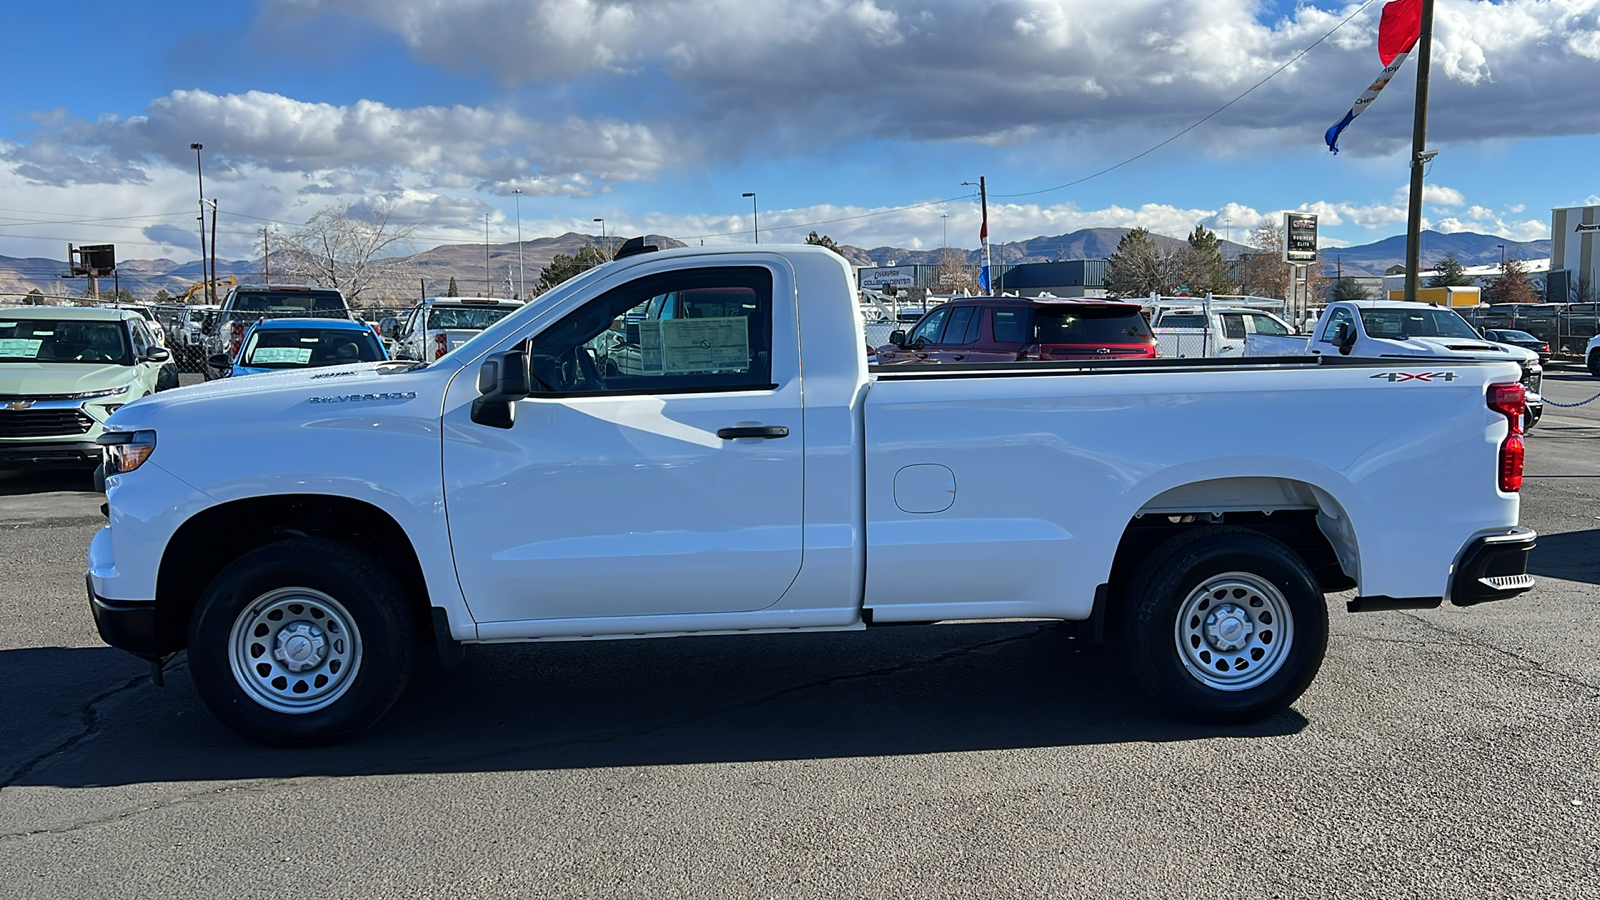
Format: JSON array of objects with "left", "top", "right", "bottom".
[
  {"left": 471, "top": 350, "right": 530, "bottom": 429},
  {"left": 144, "top": 347, "right": 171, "bottom": 363},
  {"left": 207, "top": 353, "right": 232, "bottom": 370},
  {"left": 1336, "top": 321, "right": 1358, "bottom": 355},
  {"left": 889, "top": 330, "right": 907, "bottom": 346}
]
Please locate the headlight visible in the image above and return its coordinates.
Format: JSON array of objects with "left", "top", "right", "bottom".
[
  {"left": 74, "top": 385, "right": 131, "bottom": 401},
  {"left": 97, "top": 430, "right": 157, "bottom": 475}
]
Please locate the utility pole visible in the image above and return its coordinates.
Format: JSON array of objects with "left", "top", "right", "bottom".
[
  {"left": 742, "top": 192, "right": 759, "bottom": 244},
  {"left": 512, "top": 188, "right": 524, "bottom": 299},
  {"left": 1402, "top": 0, "right": 1437, "bottom": 303},
  {"left": 262, "top": 227, "right": 271, "bottom": 285},
  {"left": 484, "top": 213, "right": 491, "bottom": 297},
  {"left": 209, "top": 198, "right": 219, "bottom": 301},
  {"left": 189, "top": 143, "right": 209, "bottom": 303}
]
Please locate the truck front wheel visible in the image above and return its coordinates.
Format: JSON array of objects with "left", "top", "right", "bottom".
[
  {"left": 1126, "top": 528, "right": 1328, "bottom": 724},
  {"left": 1588, "top": 349, "right": 1600, "bottom": 378},
  {"left": 188, "top": 538, "right": 415, "bottom": 746}
]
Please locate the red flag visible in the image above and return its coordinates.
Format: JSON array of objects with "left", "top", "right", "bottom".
[
  {"left": 1378, "top": 0, "right": 1422, "bottom": 66},
  {"left": 978, "top": 216, "right": 988, "bottom": 242}
]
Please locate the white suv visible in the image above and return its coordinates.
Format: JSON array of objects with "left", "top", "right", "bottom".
[{"left": 1587, "top": 333, "right": 1600, "bottom": 377}]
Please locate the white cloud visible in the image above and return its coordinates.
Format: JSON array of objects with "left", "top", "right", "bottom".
[
  {"left": 2, "top": 90, "right": 680, "bottom": 195},
  {"left": 266, "top": 0, "right": 1600, "bottom": 151}
]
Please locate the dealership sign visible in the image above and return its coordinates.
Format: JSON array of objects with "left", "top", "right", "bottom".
[
  {"left": 859, "top": 266, "right": 917, "bottom": 290},
  {"left": 1284, "top": 213, "right": 1318, "bottom": 264}
]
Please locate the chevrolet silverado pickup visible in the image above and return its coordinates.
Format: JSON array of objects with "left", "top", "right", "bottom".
[
  {"left": 87, "top": 243, "right": 1537, "bottom": 746},
  {"left": 1245, "top": 299, "right": 1545, "bottom": 427}
]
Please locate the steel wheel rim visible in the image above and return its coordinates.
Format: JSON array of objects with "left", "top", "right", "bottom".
[
  {"left": 1174, "top": 571, "right": 1294, "bottom": 692},
  {"left": 228, "top": 587, "right": 363, "bottom": 714}
]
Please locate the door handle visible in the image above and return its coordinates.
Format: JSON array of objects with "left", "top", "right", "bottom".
[
  {"left": 952, "top": 354, "right": 965, "bottom": 361},
  {"left": 717, "top": 425, "right": 789, "bottom": 440}
]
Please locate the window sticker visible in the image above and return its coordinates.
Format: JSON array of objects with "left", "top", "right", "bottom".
[
  {"left": 0, "top": 339, "right": 43, "bottom": 359},
  {"left": 250, "top": 346, "right": 314, "bottom": 365},
  {"left": 656, "top": 317, "right": 750, "bottom": 374}
]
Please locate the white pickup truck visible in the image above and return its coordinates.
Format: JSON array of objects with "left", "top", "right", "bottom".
[
  {"left": 87, "top": 243, "right": 1537, "bottom": 746},
  {"left": 1246, "top": 300, "right": 1545, "bottom": 427}
]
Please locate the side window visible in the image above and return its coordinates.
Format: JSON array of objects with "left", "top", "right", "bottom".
[
  {"left": 943, "top": 306, "right": 976, "bottom": 346},
  {"left": 1249, "top": 314, "right": 1289, "bottom": 336},
  {"left": 991, "top": 308, "right": 1030, "bottom": 344},
  {"left": 1319, "top": 307, "right": 1354, "bottom": 343},
  {"left": 129, "top": 322, "right": 150, "bottom": 358},
  {"left": 1220, "top": 314, "right": 1247, "bottom": 340},
  {"left": 907, "top": 307, "right": 950, "bottom": 346},
  {"left": 529, "top": 266, "right": 774, "bottom": 396},
  {"left": 963, "top": 307, "right": 985, "bottom": 344}
]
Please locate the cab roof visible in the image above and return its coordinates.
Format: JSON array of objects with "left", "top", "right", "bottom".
[{"left": 0, "top": 306, "right": 137, "bottom": 322}]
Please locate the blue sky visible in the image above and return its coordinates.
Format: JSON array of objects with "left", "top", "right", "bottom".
[{"left": 3, "top": 0, "right": 1599, "bottom": 264}]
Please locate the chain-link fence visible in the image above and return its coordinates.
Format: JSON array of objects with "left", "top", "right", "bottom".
[{"left": 1459, "top": 306, "right": 1597, "bottom": 358}]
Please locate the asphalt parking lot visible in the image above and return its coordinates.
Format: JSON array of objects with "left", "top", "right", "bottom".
[{"left": 1, "top": 369, "right": 1597, "bottom": 899}]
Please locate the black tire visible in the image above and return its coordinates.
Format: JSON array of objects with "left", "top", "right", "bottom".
[
  {"left": 188, "top": 538, "right": 415, "bottom": 746},
  {"left": 156, "top": 363, "right": 179, "bottom": 392},
  {"left": 1588, "top": 349, "right": 1600, "bottom": 378},
  {"left": 1125, "top": 527, "right": 1328, "bottom": 724}
]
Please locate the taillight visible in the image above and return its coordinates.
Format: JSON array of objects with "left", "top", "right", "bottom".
[
  {"left": 434, "top": 332, "right": 448, "bottom": 360},
  {"left": 1488, "top": 382, "right": 1525, "bottom": 492},
  {"left": 230, "top": 322, "right": 244, "bottom": 355}
]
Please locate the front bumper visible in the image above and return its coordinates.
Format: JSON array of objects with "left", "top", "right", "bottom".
[
  {"left": 1449, "top": 526, "right": 1537, "bottom": 607},
  {"left": 0, "top": 440, "right": 101, "bottom": 466},
  {"left": 87, "top": 575, "right": 162, "bottom": 655}
]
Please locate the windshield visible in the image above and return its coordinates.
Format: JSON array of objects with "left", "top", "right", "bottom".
[
  {"left": 1359, "top": 307, "right": 1480, "bottom": 340},
  {"left": 1035, "top": 306, "right": 1153, "bottom": 345},
  {"left": 427, "top": 306, "right": 517, "bottom": 330},
  {"left": 240, "top": 328, "right": 385, "bottom": 369},
  {"left": 230, "top": 290, "right": 347, "bottom": 314},
  {"left": 0, "top": 318, "right": 130, "bottom": 365},
  {"left": 1493, "top": 330, "right": 1537, "bottom": 341}
]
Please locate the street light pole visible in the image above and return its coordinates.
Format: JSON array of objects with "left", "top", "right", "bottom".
[
  {"left": 512, "top": 188, "right": 524, "bottom": 299},
  {"left": 742, "top": 192, "right": 758, "bottom": 244},
  {"left": 1496, "top": 243, "right": 1506, "bottom": 269},
  {"left": 941, "top": 213, "right": 949, "bottom": 248},
  {"left": 593, "top": 218, "right": 606, "bottom": 257},
  {"left": 189, "top": 142, "right": 209, "bottom": 304}
]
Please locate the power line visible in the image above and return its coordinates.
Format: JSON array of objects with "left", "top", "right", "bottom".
[{"left": 992, "top": 0, "right": 1378, "bottom": 199}]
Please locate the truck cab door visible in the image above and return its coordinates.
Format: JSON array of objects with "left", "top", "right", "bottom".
[
  {"left": 441, "top": 258, "right": 805, "bottom": 626},
  {"left": 1314, "top": 306, "right": 1356, "bottom": 355}
]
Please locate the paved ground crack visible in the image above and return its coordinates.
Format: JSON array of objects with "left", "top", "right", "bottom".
[{"left": 0, "top": 672, "right": 149, "bottom": 791}]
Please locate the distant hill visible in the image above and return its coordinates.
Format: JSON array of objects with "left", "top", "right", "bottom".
[{"left": 0, "top": 226, "right": 1552, "bottom": 302}]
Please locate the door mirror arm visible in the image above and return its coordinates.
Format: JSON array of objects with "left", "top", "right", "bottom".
[{"left": 471, "top": 350, "right": 530, "bottom": 429}]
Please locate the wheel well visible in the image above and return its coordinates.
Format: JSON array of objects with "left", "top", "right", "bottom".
[
  {"left": 154, "top": 494, "right": 432, "bottom": 652},
  {"left": 1105, "top": 478, "right": 1358, "bottom": 631}
]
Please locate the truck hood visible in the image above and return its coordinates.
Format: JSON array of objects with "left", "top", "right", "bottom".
[
  {"left": 108, "top": 360, "right": 449, "bottom": 428},
  {"left": 1378, "top": 336, "right": 1537, "bottom": 364},
  {"left": 0, "top": 362, "right": 138, "bottom": 396}
]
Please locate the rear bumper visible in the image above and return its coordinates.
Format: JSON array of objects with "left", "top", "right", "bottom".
[
  {"left": 1449, "top": 526, "right": 1537, "bottom": 607},
  {"left": 1346, "top": 526, "right": 1536, "bottom": 612},
  {"left": 87, "top": 575, "right": 162, "bottom": 656}
]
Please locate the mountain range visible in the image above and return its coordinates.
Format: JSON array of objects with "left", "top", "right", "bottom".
[{"left": 0, "top": 228, "right": 1552, "bottom": 303}]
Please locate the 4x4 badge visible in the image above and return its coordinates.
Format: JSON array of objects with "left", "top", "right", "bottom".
[{"left": 1369, "top": 371, "right": 1457, "bottom": 382}]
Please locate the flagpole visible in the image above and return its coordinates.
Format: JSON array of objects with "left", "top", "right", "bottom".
[
  {"left": 980, "top": 176, "right": 991, "bottom": 295},
  {"left": 1402, "top": 0, "right": 1435, "bottom": 303}
]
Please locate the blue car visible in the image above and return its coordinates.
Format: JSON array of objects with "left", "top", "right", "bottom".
[{"left": 209, "top": 318, "right": 388, "bottom": 377}]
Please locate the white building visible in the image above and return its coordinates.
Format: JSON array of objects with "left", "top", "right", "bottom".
[{"left": 1382, "top": 258, "right": 1550, "bottom": 297}]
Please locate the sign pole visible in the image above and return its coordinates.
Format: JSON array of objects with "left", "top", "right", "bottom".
[{"left": 1403, "top": 0, "right": 1436, "bottom": 304}]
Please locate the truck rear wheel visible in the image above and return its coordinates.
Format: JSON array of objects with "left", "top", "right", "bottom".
[
  {"left": 188, "top": 538, "right": 414, "bottom": 746},
  {"left": 1588, "top": 349, "right": 1600, "bottom": 378},
  {"left": 1125, "top": 527, "right": 1327, "bottom": 724}
]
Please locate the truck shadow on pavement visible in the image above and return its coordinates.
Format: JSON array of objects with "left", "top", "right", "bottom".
[
  {"left": 0, "top": 468, "right": 96, "bottom": 496},
  {"left": 3, "top": 623, "right": 1307, "bottom": 789},
  {"left": 1527, "top": 528, "right": 1600, "bottom": 585}
]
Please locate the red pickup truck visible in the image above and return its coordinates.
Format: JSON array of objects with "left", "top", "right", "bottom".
[{"left": 874, "top": 296, "right": 1156, "bottom": 364}]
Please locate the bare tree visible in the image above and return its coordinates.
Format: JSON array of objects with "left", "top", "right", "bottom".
[
  {"left": 933, "top": 247, "right": 975, "bottom": 294},
  {"left": 274, "top": 199, "right": 420, "bottom": 306}
]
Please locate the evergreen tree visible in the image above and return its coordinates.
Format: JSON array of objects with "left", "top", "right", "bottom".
[
  {"left": 24, "top": 288, "right": 45, "bottom": 305},
  {"left": 1427, "top": 253, "right": 1475, "bottom": 287},
  {"left": 153, "top": 289, "right": 172, "bottom": 304},
  {"left": 805, "top": 231, "right": 842, "bottom": 254},
  {"left": 538, "top": 245, "right": 610, "bottom": 291},
  {"left": 1179, "top": 225, "right": 1234, "bottom": 295},
  {"left": 446, "top": 276, "right": 459, "bottom": 297},
  {"left": 1105, "top": 228, "right": 1179, "bottom": 298},
  {"left": 1333, "top": 276, "right": 1371, "bottom": 301}
]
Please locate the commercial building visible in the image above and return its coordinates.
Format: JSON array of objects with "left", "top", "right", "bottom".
[{"left": 1550, "top": 205, "right": 1600, "bottom": 303}]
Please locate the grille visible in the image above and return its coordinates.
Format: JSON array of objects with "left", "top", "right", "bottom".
[{"left": 0, "top": 408, "right": 94, "bottom": 438}]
